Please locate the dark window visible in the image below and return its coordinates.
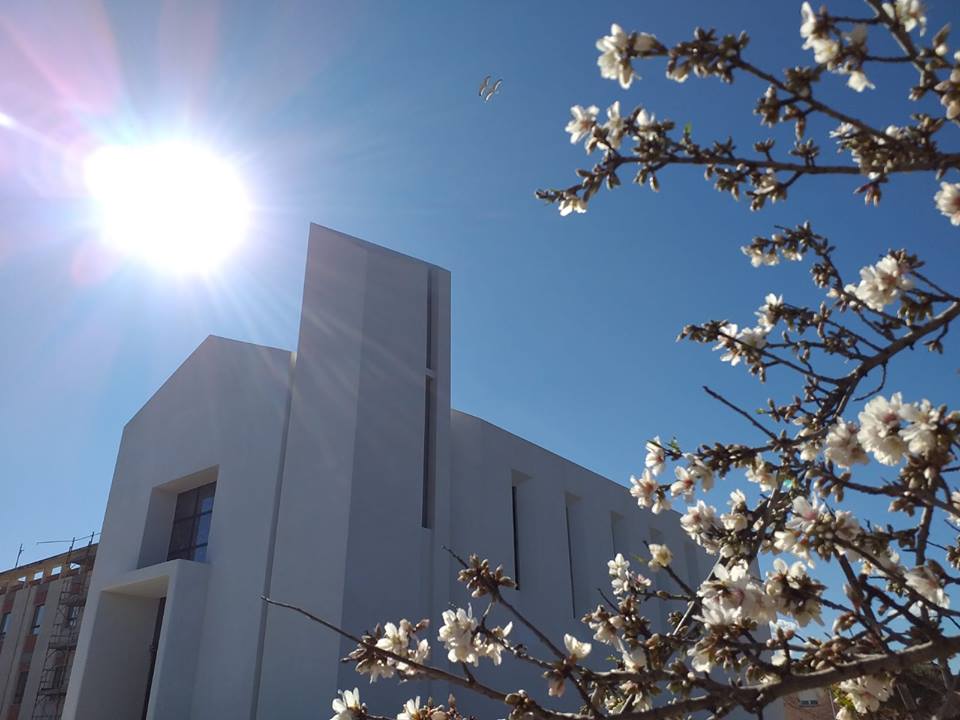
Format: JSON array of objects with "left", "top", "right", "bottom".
[
  {"left": 167, "top": 482, "right": 217, "bottom": 562},
  {"left": 511, "top": 485, "right": 521, "bottom": 588},
  {"left": 420, "top": 377, "right": 435, "bottom": 529},
  {"left": 565, "top": 502, "right": 576, "bottom": 616},
  {"left": 66, "top": 605, "right": 81, "bottom": 628},
  {"left": 0, "top": 611, "right": 10, "bottom": 639},
  {"left": 13, "top": 669, "right": 28, "bottom": 703},
  {"left": 30, "top": 604, "right": 44, "bottom": 635},
  {"left": 51, "top": 664, "right": 66, "bottom": 689}
]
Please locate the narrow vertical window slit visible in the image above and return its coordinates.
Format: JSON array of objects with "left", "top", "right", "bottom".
[
  {"left": 512, "top": 485, "right": 521, "bottom": 588},
  {"left": 421, "top": 377, "right": 435, "bottom": 529},
  {"left": 565, "top": 503, "right": 576, "bottom": 616}
]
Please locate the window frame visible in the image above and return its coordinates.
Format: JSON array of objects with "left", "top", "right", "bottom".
[
  {"left": 30, "top": 604, "right": 44, "bottom": 635},
  {"left": 13, "top": 668, "right": 28, "bottom": 704},
  {"left": 0, "top": 610, "right": 10, "bottom": 640},
  {"left": 166, "top": 481, "right": 217, "bottom": 562}
]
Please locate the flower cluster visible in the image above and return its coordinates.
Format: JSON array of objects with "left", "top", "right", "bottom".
[
  {"left": 596, "top": 23, "right": 663, "bottom": 89},
  {"left": 331, "top": 688, "right": 363, "bottom": 720},
  {"left": 839, "top": 674, "right": 895, "bottom": 714},
  {"left": 844, "top": 254, "right": 914, "bottom": 312},
  {"left": 346, "top": 619, "right": 431, "bottom": 683},
  {"left": 437, "top": 606, "right": 512, "bottom": 666}
]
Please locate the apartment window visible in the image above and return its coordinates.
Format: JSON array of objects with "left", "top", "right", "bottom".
[
  {"left": 30, "top": 604, "right": 44, "bottom": 635},
  {"left": 51, "top": 663, "right": 67, "bottom": 690},
  {"left": 13, "top": 669, "right": 28, "bottom": 704},
  {"left": 0, "top": 611, "right": 10, "bottom": 640},
  {"left": 167, "top": 481, "right": 217, "bottom": 562},
  {"left": 66, "top": 605, "right": 81, "bottom": 628}
]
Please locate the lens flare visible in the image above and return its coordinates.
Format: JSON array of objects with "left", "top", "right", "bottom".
[{"left": 84, "top": 142, "right": 250, "bottom": 273}]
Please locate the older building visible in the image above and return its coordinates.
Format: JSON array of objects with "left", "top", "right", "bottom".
[
  {"left": 782, "top": 689, "right": 836, "bottom": 720},
  {"left": 0, "top": 542, "right": 96, "bottom": 720},
  {"left": 63, "top": 225, "right": 764, "bottom": 719}
]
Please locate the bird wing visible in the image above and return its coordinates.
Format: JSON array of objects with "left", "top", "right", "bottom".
[{"left": 478, "top": 75, "right": 491, "bottom": 96}]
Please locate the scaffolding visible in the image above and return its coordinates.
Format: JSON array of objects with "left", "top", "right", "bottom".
[{"left": 30, "top": 535, "right": 95, "bottom": 720}]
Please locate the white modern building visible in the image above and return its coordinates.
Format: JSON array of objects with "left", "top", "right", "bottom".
[{"left": 63, "top": 225, "right": 720, "bottom": 720}]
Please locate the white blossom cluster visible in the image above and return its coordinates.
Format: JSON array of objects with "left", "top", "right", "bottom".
[
  {"left": 843, "top": 254, "right": 914, "bottom": 312},
  {"left": 350, "top": 619, "right": 431, "bottom": 683},
  {"left": 822, "top": 393, "right": 953, "bottom": 468},
  {"left": 799, "top": 3, "right": 874, "bottom": 92},
  {"left": 839, "top": 674, "right": 895, "bottom": 715},
  {"left": 331, "top": 688, "right": 362, "bottom": 720},
  {"left": 437, "top": 605, "right": 512, "bottom": 666},
  {"left": 595, "top": 23, "right": 661, "bottom": 90}
]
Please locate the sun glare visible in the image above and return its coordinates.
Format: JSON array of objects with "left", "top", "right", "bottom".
[{"left": 84, "top": 142, "right": 250, "bottom": 273}]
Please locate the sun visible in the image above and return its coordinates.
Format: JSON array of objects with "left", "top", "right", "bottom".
[{"left": 84, "top": 142, "right": 250, "bottom": 273}]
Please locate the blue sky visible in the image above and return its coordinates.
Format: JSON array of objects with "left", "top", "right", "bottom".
[{"left": 0, "top": 0, "right": 958, "bottom": 619}]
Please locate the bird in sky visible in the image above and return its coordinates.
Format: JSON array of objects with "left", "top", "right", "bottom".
[{"left": 478, "top": 75, "right": 502, "bottom": 102}]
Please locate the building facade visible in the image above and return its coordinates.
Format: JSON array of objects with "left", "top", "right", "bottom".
[
  {"left": 63, "top": 225, "right": 742, "bottom": 719},
  {"left": 0, "top": 543, "right": 96, "bottom": 720},
  {"left": 782, "top": 689, "right": 836, "bottom": 720}
]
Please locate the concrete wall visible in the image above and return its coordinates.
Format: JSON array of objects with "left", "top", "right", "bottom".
[
  {"left": 64, "top": 336, "right": 293, "bottom": 720},
  {"left": 258, "top": 225, "right": 451, "bottom": 717},
  {"left": 65, "top": 225, "right": 777, "bottom": 720},
  {"left": 448, "top": 411, "right": 708, "bottom": 716}
]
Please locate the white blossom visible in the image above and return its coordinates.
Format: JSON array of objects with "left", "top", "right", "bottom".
[
  {"left": 787, "top": 496, "right": 821, "bottom": 535},
  {"left": 799, "top": 2, "right": 819, "bottom": 41},
  {"left": 376, "top": 622, "right": 409, "bottom": 656},
  {"left": 840, "top": 675, "right": 895, "bottom": 714},
  {"left": 847, "top": 70, "right": 874, "bottom": 93},
  {"left": 398, "top": 697, "right": 421, "bottom": 720},
  {"left": 904, "top": 565, "right": 949, "bottom": 608},
  {"left": 844, "top": 254, "right": 913, "bottom": 312},
  {"left": 721, "top": 489, "right": 749, "bottom": 532},
  {"left": 477, "top": 622, "right": 512, "bottom": 665},
  {"left": 772, "top": 528, "right": 811, "bottom": 564},
  {"left": 588, "top": 612, "right": 624, "bottom": 645},
  {"left": 699, "top": 561, "right": 774, "bottom": 624},
  {"left": 620, "top": 642, "right": 647, "bottom": 671},
  {"left": 755, "top": 293, "right": 783, "bottom": 331},
  {"left": 882, "top": 0, "right": 927, "bottom": 35},
  {"left": 629, "top": 470, "right": 659, "bottom": 510},
  {"left": 765, "top": 558, "right": 823, "bottom": 626},
  {"left": 608, "top": 552, "right": 631, "bottom": 595},
  {"left": 848, "top": 23, "right": 868, "bottom": 46},
  {"left": 681, "top": 501, "right": 720, "bottom": 548},
  {"left": 671, "top": 456, "right": 713, "bottom": 499},
  {"left": 645, "top": 436, "right": 665, "bottom": 476},
  {"left": 899, "top": 398, "right": 940, "bottom": 456},
  {"left": 438, "top": 606, "right": 479, "bottom": 665},
  {"left": 332, "top": 689, "right": 362, "bottom": 720},
  {"left": 601, "top": 101, "right": 626, "bottom": 149},
  {"left": 746, "top": 458, "right": 778, "bottom": 493},
  {"left": 634, "top": 108, "right": 658, "bottom": 138},
  {"left": 935, "top": 182, "right": 960, "bottom": 226},
  {"left": 742, "top": 245, "right": 779, "bottom": 268},
  {"left": 565, "top": 105, "right": 599, "bottom": 146},
  {"left": 800, "top": 10, "right": 841, "bottom": 67},
  {"left": 564, "top": 633, "right": 592, "bottom": 660},
  {"left": 824, "top": 420, "right": 869, "bottom": 468},
  {"left": 596, "top": 24, "right": 658, "bottom": 89},
  {"left": 558, "top": 193, "right": 588, "bottom": 216},
  {"left": 648, "top": 543, "right": 672, "bottom": 570},
  {"left": 858, "top": 393, "right": 909, "bottom": 465}
]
